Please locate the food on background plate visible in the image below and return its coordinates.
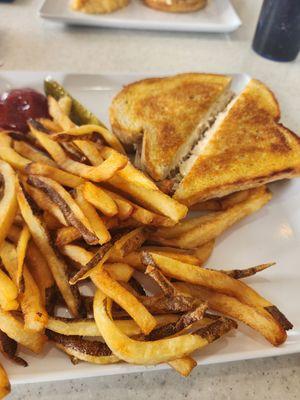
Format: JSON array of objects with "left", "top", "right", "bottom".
[
  {"left": 0, "top": 76, "right": 294, "bottom": 398},
  {"left": 71, "top": 0, "right": 130, "bottom": 14},
  {"left": 110, "top": 74, "right": 300, "bottom": 206},
  {"left": 143, "top": 0, "right": 207, "bottom": 13}
]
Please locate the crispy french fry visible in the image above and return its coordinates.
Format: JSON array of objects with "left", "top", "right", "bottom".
[
  {"left": 176, "top": 282, "right": 286, "bottom": 346},
  {"left": 153, "top": 187, "right": 272, "bottom": 249},
  {"left": 69, "top": 243, "right": 113, "bottom": 284},
  {"left": 101, "top": 188, "right": 133, "bottom": 220},
  {"left": 74, "top": 139, "right": 103, "bottom": 165},
  {"left": 145, "top": 253, "right": 292, "bottom": 334},
  {"left": 113, "top": 227, "right": 148, "bottom": 258},
  {"left": 0, "top": 161, "right": 18, "bottom": 248},
  {"left": 37, "top": 118, "right": 62, "bottom": 132},
  {"left": 16, "top": 179, "right": 81, "bottom": 317},
  {"left": 21, "top": 266, "right": 48, "bottom": 332},
  {"left": 74, "top": 187, "right": 111, "bottom": 245},
  {"left": 117, "top": 163, "right": 158, "bottom": 190},
  {"left": 27, "top": 176, "right": 98, "bottom": 245},
  {"left": 47, "top": 330, "right": 119, "bottom": 365},
  {"left": 16, "top": 224, "right": 31, "bottom": 288},
  {"left": 0, "top": 362, "right": 10, "bottom": 399},
  {"left": 48, "top": 95, "right": 75, "bottom": 130},
  {"left": 25, "top": 162, "right": 84, "bottom": 188},
  {"left": 108, "top": 174, "right": 188, "bottom": 222},
  {"left": 91, "top": 269, "right": 157, "bottom": 335},
  {"left": 27, "top": 185, "right": 67, "bottom": 226},
  {"left": 168, "top": 357, "right": 197, "bottom": 377},
  {"left": 43, "top": 212, "right": 63, "bottom": 230},
  {"left": 55, "top": 226, "right": 81, "bottom": 246},
  {"left": 51, "top": 123, "right": 125, "bottom": 154},
  {"left": 0, "top": 308, "right": 46, "bottom": 353},
  {"left": 13, "top": 140, "right": 56, "bottom": 167},
  {"left": 30, "top": 122, "right": 126, "bottom": 182},
  {"left": 220, "top": 262, "right": 275, "bottom": 279},
  {"left": 93, "top": 290, "right": 236, "bottom": 365},
  {"left": 0, "top": 132, "right": 31, "bottom": 170},
  {"left": 47, "top": 314, "right": 178, "bottom": 337},
  {"left": 58, "top": 95, "right": 72, "bottom": 116},
  {"left": 82, "top": 182, "right": 118, "bottom": 217},
  {"left": 0, "top": 270, "right": 18, "bottom": 311}
]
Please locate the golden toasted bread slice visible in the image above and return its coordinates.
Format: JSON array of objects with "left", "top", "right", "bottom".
[
  {"left": 143, "top": 0, "right": 207, "bottom": 13},
  {"left": 71, "top": 0, "right": 129, "bottom": 13},
  {"left": 110, "top": 73, "right": 233, "bottom": 181},
  {"left": 174, "top": 79, "right": 300, "bottom": 206}
]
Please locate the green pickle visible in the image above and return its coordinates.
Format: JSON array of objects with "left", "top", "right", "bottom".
[{"left": 44, "top": 79, "right": 107, "bottom": 128}]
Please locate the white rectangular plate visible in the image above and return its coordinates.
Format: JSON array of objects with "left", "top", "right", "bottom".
[
  {"left": 0, "top": 71, "right": 299, "bottom": 385},
  {"left": 39, "top": 0, "right": 241, "bottom": 33}
]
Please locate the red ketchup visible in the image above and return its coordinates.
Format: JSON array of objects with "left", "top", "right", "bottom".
[{"left": 0, "top": 88, "right": 49, "bottom": 133}]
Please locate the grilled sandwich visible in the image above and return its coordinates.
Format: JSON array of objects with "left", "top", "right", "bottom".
[
  {"left": 174, "top": 79, "right": 300, "bottom": 205},
  {"left": 110, "top": 73, "right": 233, "bottom": 181},
  {"left": 143, "top": 0, "right": 207, "bottom": 13}
]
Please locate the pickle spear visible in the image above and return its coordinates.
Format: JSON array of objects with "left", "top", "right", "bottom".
[{"left": 44, "top": 79, "right": 106, "bottom": 128}]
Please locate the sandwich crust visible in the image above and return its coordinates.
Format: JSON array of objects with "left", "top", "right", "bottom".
[
  {"left": 174, "top": 79, "right": 300, "bottom": 206},
  {"left": 143, "top": 0, "right": 207, "bottom": 13}
]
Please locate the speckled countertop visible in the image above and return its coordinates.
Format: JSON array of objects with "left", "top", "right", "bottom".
[{"left": 1, "top": 0, "right": 300, "bottom": 399}]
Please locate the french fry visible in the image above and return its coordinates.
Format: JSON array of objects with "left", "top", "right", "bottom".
[
  {"left": 30, "top": 122, "right": 126, "bottom": 182},
  {"left": 168, "top": 357, "right": 197, "bottom": 377},
  {"left": 61, "top": 243, "right": 134, "bottom": 282},
  {"left": 82, "top": 182, "right": 118, "bottom": 217},
  {"left": 16, "top": 224, "right": 31, "bottom": 288},
  {"left": 153, "top": 187, "right": 272, "bottom": 249},
  {"left": 51, "top": 123, "right": 125, "bottom": 154},
  {"left": 43, "top": 212, "right": 63, "bottom": 230},
  {"left": 113, "top": 227, "right": 148, "bottom": 258},
  {"left": 0, "top": 240, "right": 48, "bottom": 331},
  {"left": 47, "top": 314, "right": 178, "bottom": 337},
  {"left": 37, "top": 118, "right": 62, "bottom": 133},
  {"left": 0, "top": 132, "right": 31, "bottom": 170},
  {"left": 220, "top": 262, "right": 275, "bottom": 279},
  {"left": 74, "top": 187, "right": 111, "bottom": 244},
  {"left": 69, "top": 243, "right": 113, "bottom": 284},
  {"left": 26, "top": 242, "right": 54, "bottom": 304},
  {"left": 0, "top": 161, "right": 18, "bottom": 248},
  {"left": 176, "top": 282, "right": 286, "bottom": 346},
  {"left": 27, "top": 185, "right": 68, "bottom": 226},
  {"left": 145, "top": 253, "right": 292, "bottom": 333},
  {"left": 58, "top": 95, "right": 72, "bottom": 116},
  {"left": 6, "top": 225, "right": 55, "bottom": 302},
  {"left": 101, "top": 188, "right": 133, "bottom": 220},
  {"left": 47, "top": 330, "right": 119, "bottom": 365},
  {"left": 13, "top": 140, "right": 56, "bottom": 167},
  {"left": 93, "top": 290, "right": 236, "bottom": 365},
  {"left": 0, "top": 308, "right": 46, "bottom": 353},
  {"left": 25, "top": 162, "right": 84, "bottom": 188},
  {"left": 0, "top": 362, "right": 10, "bottom": 399},
  {"left": 55, "top": 226, "right": 81, "bottom": 246},
  {"left": 108, "top": 174, "right": 188, "bottom": 222},
  {"left": 91, "top": 269, "right": 157, "bottom": 335},
  {"left": 16, "top": 179, "right": 81, "bottom": 317},
  {"left": 48, "top": 95, "right": 75, "bottom": 130},
  {"left": 27, "top": 176, "right": 98, "bottom": 245},
  {"left": 117, "top": 163, "right": 158, "bottom": 190},
  {"left": 20, "top": 266, "right": 48, "bottom": 332},
  {"left": 0, "top": 270, "right": 18, "bottom": 311},
  {"left": 74, "top": 139, "right": 103, "bottom": 165}
]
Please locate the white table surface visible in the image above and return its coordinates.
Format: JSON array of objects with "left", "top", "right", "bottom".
[{"left": 1, "top": 0, "right": 300, "bottom": 399}]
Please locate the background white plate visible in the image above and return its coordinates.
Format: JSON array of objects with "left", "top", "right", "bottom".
[
  {"left": 0, "top": 71, "right": 299, "bottom": 385},
  {"left": 39, "top": 0, "right": 241, "bottom": 33}
]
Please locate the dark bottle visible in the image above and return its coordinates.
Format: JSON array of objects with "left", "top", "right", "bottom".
[{"left": 252, "top": 0, "right": 300, "bottom": 62}]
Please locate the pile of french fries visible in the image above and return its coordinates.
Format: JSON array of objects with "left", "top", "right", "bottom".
[{"left": 0, "top": 82, "right": 292, "bottom": 398}]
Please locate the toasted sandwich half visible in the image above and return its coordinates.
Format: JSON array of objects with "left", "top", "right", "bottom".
[
  {"left": 174, "top": 79, "right": 300, "bottom": 206},
  {"left": 110, "top": 73, "right": 233, "bottom": 181}
]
